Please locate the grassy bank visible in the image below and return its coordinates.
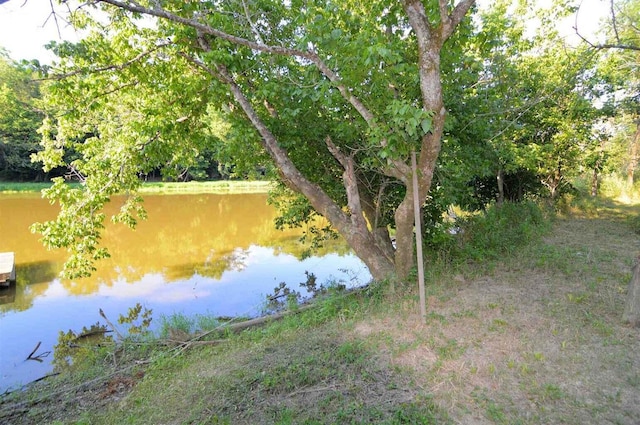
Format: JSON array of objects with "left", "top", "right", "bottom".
[
  {"left": 138, "top": 180, "right": 272, "bottom": 194},
  {"left": 0, "top": 180, "right": 272, "bottom": 195},
  {"left": 1, "top": 198, "right": 639, "bottom": 424},
  {"left": 0, "top": 182, "right": 56, "bottom": 193}
]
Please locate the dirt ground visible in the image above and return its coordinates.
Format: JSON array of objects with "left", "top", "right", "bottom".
[{"left": 354, "top": 206, "right": 640, "bottom": 424}]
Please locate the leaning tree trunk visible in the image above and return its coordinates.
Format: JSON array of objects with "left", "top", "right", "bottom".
[
  {"left": 623, "top": 257, "right": 640, "bottom": 327},
  {"left": 64, "top": 0, "right": 475, "bottom": 285}
]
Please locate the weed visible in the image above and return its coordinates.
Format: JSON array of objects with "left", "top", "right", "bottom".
[
  {"left": 488, "top": 318, "right": 509, "bottom": 332},
  {"left": 533, "top": 352, "right": 545, "bottom": 362},
  {"left": 486, "top": 401, "right": 507, "bottom": 423},
  {"left": 159, "top": 313, "right": 194, "bottom": 337},
  {"left": 541, "top": 383, "right": 564, "bottom": 401},
  {"left": 627, "top": 374, "right": 640, "bottom": 388},
  {"left": 436, "top": 338, "right": 464, "bottom": 361},
  {"left": 118, "top": 303, "right": 153, "bottom": 335}
]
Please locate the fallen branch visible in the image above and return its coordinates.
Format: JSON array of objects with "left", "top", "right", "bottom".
[
  {"left": 73, "top": 328, "right": 113, "bottom": 342},
  {"left": 190, "top": 285, "right": 370, "bottom": 344}
]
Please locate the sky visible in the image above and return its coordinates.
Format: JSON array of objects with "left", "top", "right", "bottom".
[{"left": 0, "top": 0, "right": 611, "bottom": 64}]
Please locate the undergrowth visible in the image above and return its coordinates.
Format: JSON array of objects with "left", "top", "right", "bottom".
[{"left": 424, "top": 200, "right": 551, "bottom": 268}]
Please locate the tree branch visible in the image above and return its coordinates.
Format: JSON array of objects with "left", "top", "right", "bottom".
[
  {"left": 573, "top": 28, "right": 640, "bottom": 52},
  {"left": 44, "top": 41, "right": 172, "bottom": 81},
  {"left": 325, "top": 136, "right": 367, "bottom": 229},
  {"left": 96, "top": 0, "right": 391, "bottom": 149},
  {"left": 574, "top": 0, "right": 640, "bottom": 52},
  {"left": 241, "top": 0, "right": 265, "bottom": 45},
  {"left": 442, "top": 0, "right": 476, "bottom": 41},
  {"left": 610, "top": 0, "right": 621, "bottom": 44}
]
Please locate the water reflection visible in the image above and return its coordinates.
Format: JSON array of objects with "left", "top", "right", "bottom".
[
  {"left": 0, "top": 284, "right": 15, "bottom": 305},
  {"left": 0, "top": 192, "right": 370, "bottom": 391}
]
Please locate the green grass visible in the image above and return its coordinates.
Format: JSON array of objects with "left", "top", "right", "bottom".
[
  {"left": 0, "top": 180, "right": 272, "bottom": 194},
  {"left": 137, "top": 180, "right": 272, "bottom": 194},
  {"left": 0, "top": 181, "right": 57, "bottom": 192}
]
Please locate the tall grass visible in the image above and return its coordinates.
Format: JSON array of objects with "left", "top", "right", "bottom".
[
  {"left": 598, "top": 174, "right": 640, "bottom": 202},
  {"left": 457, "top": 200, "right": 550, "bottom": 261}
]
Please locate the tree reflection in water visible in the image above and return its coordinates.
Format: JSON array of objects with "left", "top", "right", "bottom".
[{"left": 0, "top": 192, "right": 370, "bottom": 392}]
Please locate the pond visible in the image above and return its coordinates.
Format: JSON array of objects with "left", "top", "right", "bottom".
[{"left": 0, "top": 192, "right": 371, "bottom": 392}]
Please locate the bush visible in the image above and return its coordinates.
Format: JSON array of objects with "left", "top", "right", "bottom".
[{"left": 458, "top": 200, "right": 549, "bottom": 261}]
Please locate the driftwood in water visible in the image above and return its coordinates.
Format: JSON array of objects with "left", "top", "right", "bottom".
[
  {"left": 26, "top": 341, "right": 42, "bottom": 361},
  {"left": 26, "top": 341, "right": 51, "bottom": 362},
  {"left": 623, "top": 257, "right": 640, "bottom": 327}
]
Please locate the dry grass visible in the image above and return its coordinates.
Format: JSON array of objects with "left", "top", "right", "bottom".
[{"left": 352, "top": 200, "right": 640, "bottom": 424}]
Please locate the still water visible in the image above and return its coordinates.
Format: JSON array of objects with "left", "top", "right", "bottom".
[{"left": 0, "top": 192, "right": 370, "bottom": 392}]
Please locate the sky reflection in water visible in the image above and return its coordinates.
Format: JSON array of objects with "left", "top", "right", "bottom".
[{"left": 0, "top": 193, "right": 370, "bottom": 391}]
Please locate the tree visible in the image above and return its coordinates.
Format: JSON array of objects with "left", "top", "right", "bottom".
[
  {"left": 578, "top": 0, "right": 640, "bottom": 188},
  {"left": 440, "top": 1, "right": 603, "bottom": 206},
  {"left": 0, "top": 52, "right": 47, "bottom": 181},
  {"left": 35, "top": 0, "right": 475, "bottom": 280}
]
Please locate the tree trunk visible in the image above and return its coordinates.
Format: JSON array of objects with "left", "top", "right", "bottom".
[
  {"left": 497, "top": 168, "right": 505, "bottom": 205},
  {"left": 548, "top": 161, "right": 563, "bottom": 199},
  {"left": 394, "top": 195, "right": 416, "bottom": 280},
  {"left": 591, "top": 166, "right": 599, "bottom": 197},
  {"left": 396, "top": 0, "right": 474, "bottom": 280},
  {"left": 623, "top": 257, "right": 640, "bottom": 327},
  {"left": 628, "top": 121, "right": 640, "bottom": 189}
]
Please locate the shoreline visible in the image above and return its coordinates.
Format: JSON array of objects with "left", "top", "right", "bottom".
[{"left": 0, "top": 180, "right": 273, "bottom": 195}]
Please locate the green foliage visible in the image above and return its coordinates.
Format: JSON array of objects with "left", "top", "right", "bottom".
[
  {"left": 53, "top": 323, "right": 113, "bottom": 372},
  {"left": 29, "top": 0, "right": 476, "bottom": 279},
  {"left": 442, "top": 1, "right": 607, "bottom": 204},
  {"left": 458, "top": 201, "right": 549, "bottom": 261},
  {"left": 28, "top": 0, "right": 627, "bottom": 283},
  {"left": 0, "top": 55, "right": 51, "bottom": 181},
  {"left": 118, "top": 303, "right": 153, "bottom": 335}
]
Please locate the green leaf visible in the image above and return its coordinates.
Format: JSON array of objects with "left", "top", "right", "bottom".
[{"left": 421, "top": 118, "right": 432, "bottom": 134}]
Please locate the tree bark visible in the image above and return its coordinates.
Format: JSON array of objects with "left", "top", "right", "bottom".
[
  {"left": 623, "top": 257, "right": 640, "bottom": 327},
  {"left": 591, "top": 166, "right": 599, "bottom": 197},
  {"left": 628, "top": 120, "right": 640, "bottom": 189},
  {"left": 497, "top": 168, "right": 505, "bottom": 205}
]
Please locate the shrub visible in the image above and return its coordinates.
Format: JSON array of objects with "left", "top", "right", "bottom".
[{"left": 458, "top": 200, "right": 549, "bottom": 261}]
